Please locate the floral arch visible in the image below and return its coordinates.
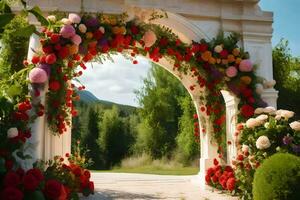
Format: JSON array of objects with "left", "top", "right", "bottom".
[{"left": 0, "top": 1, "right": 279, "bottom": 198}]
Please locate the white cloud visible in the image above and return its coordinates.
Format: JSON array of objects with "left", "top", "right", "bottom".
[{"left": 76, "top": 54, "right": 151, "bottom": 106}]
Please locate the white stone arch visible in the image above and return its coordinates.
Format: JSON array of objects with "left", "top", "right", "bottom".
[{"left": 20, "top": 0, "right": 277, "bottom": 187}]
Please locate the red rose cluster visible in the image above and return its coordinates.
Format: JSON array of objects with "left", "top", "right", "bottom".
[{"left": 205, "top": 158, "right": 236, "bottom": 192}]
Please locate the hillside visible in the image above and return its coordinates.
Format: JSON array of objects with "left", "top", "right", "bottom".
[{"left": 77, "top": 90, "right": 137, "bottom": 115}]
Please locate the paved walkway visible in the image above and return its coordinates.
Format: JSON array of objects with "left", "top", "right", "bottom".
[{"left": 80, "top": 173, "right": 237, "bottom": 200}]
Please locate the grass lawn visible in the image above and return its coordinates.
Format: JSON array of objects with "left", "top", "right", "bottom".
[{"left": 92, "top": 166, "right": 199, "bottom": 175}]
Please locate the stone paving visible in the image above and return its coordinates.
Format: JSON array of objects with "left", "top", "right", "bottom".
[{"left": 80, "top": 173, "right": 237, "bottom": 200}]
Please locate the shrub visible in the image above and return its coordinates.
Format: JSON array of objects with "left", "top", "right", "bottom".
[{"left": 253, "top": 153, "right": 300, "bottom": 200}]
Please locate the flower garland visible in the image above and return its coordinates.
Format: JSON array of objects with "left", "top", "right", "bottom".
[{"left": 25, "top": 12, "right": 264, "bottom": 151}]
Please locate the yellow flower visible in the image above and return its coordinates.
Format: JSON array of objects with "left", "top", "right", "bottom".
[
  {"left": 112, "top": 26, "right": 126, "bottom": 35},
  {"left": 209, "top": 57, "right": 216, "bottom": 64},
  {"left": 228, "top": 54, "right": 235, "bottom": 63},
  {"left": 201, "top": 51, "right": 212, "bottom": 62},
  {"left": 240, "top": 76, "right": 252, "bottom": 85},
  {"left": 86, "top": 32, "right": 93, "bottom": 39},
  {"left": 232, "top": 48, "right": 240, "bottom": 56},
  {"left": 235, "top": 57, "right": 242, "bottom": 64}
]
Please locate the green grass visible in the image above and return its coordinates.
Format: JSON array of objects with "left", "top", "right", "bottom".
[{"left": 92, "top": 166, "right": 199, "bottom": 175}]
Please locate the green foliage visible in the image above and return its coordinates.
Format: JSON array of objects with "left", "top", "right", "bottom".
[
  {"left": 134, "top": 63, "right": 188, "bottom": 158},
  {"left": 97, "top": 106, "right": 133, "bottom": 168},
  {"left": 175, "top": 96, "right": 199, "bottom": 165},
  {"left": 0, "top": 14, "right": 30, "bottom": 76},
  {"left": 273, "top": 40, "right": 300, "bottom": 118},
  {"left": 253, "top": 153, "right": 300, "bottom": 200}
]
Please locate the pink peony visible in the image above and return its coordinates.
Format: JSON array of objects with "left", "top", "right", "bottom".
[
  {"left": 142, "top": 30, "right": 157, "bottom": 48},
  {"left": 60, "top": 25, "right": 76, "bottom": 38},
  {"left": 29, "top": 68, "right": 48, "bottom": 83},
  {"left": 68, "top": 13, "right": 81, "bottom": 24},
  {"left": 71, "top": 34, "right": 82, "bottom": 45},
  {"left": 226, "top": 66, "right": 238, "bottom": 78},
  {"left": 239, "top": 59, "right": 253, "bottom": 72}
]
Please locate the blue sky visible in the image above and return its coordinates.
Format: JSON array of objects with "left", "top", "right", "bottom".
[
  {"left": 79, "top": 1, "right": 299, "bottom": 106},
  {"left": 259, "top": 0, "right": 300, "bottom": 56}
]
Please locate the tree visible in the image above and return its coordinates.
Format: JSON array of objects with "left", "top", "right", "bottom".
[
  {"left": 134, "top": 63, "right": 188, "bottom": 158},
  {"left": 176, "top": 96, "right": 199, "bottom": 165},
  {"left": 97, "top": 106, "right": 132, "bottom": 168},
  {"left": 273, "top": 40, "right": 300, "bottom": 118}
]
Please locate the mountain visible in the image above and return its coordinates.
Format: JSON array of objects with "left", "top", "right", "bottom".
[{"left": 77, "top": 90, "right": 137, "bottom": 115}]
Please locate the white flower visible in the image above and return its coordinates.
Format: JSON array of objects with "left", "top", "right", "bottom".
[
  {"left": 242, "top": 144, "right": 249, "bottom": 153},
  {"left": 263, "top": 106, "right": 276, "bottom": 114},
  {"left": 275, "top": 115, "right": 281, "bottom": 120},
  {"left": 290, "top": 121, "right": 300, "bottom": 131},
  {"left": 276, "top": 146, "right": 281, "bottom": 151},
  {"left": 263, "top": 79, "right": 276, "bottom": 88},
  {"left": 254, "top": 108, "right": 264, "bottom": 115},
  {"left": 78, "top": 24, "right": 87, "bottom": 33},
  {"left": 7, "top": 127, "right": 18, "bottom": 138},
  {"left": 255, "top": 84, "right": 264, "bottom": 95},
  {"left": 256, "top": 136, "right": 271, "bottom": 150},
  {"left": 68, "top": 13, "right": 81, "bottom": 24},
  {"left": 214, "top": 45, "right": 223, "bottom": 53},
  {"left": 47, "top": 15, "right": 56, "bottom": 22},
  {"left": 99, "top": 26, "right": 105, "bottom": 34},
  {"left": 256, "top": 114, "right": 268, "bottom": 121},
  {"left": 246, "top": 118, "right": 262, "bottom": 129},
  {"left": 61, "top": 18, "right": 72, "bottom": 25},
  {"left": 280, "top": 110, "right": 295, "bottom": 120}
]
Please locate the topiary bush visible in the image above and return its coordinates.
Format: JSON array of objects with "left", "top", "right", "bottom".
[{"left": 253, "top": 153, "right": 300, "bottom": 200}]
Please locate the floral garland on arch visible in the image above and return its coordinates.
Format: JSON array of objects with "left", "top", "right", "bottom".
[{"left": 25, "top": 12, "right": 265, "bottom": 152}]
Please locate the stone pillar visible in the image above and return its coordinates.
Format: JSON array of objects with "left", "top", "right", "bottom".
[
  {"left": 192, "top": 95, "right": 219, "bottom": 187},
  {"left": 221, "top": 90, "right": 240, "bottom": 166}
]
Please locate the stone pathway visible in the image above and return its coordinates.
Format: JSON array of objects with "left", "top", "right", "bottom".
[{"left": 80, "top": 173, "right": 237, "bottom": 200}]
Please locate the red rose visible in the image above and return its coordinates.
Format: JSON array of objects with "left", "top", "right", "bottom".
[
  {"left": 226, "top": 177, "right": 236, "bottom": 191},
  {"left": 198, "top": 43, "right": 208, "bottom": 52},
  {"left": 58, "top": 47, "right": 69, "bottom": 59},
  {"left": 4, "top": 172, "right": 20, "bottom": 187},
  {"left": 72, "top": 167, "right": 82, "bottom": 177},
  {"left": 88, "top": 181, "right": 94, "bottom": 191},
  {"left": 5, "top": 159, "right": 13, "bottom": 171},
  {"left": 215, "top": 170, "right": 222, "bottom": 178},
  {"left": 44, "top": 179, "right": 63, "bottom": 199},
  {"left": 213, "top": 158, "right": 219, "bottom": 166},
  {"left": 45, "top": 53, "right": 57, "bottom": 64},
  {"left": 93, "top": 30, "right": 103, "bottom": 40},
  {"left": 130, "top": 25, "right": 139, "bottom": 35},
  {"left": 205, "top": 174, "right": 211, "bottom": 184},
  {"left": 27, "top": 168, "right": 44, "bottom": 182},
  {"left": 206, "top": 168, "right": 214, "bottom": 177},
  {"left": 16, "top": 168, "right": 25, "bottom": 178},
  {"left": 31, "top": 55, "right": 40, "bottom": 64},
  {"left": 224, "top": 166, "right": 233, "bottom": 172},
  {"left": 50, "top": 33, "right": 60, "bottom": 44},
  {"left": 220, "top": 49, "right": 228, "bottom": 58},
  {"left": 241, "top": 104, "right": 254, "bottom": 118},
  {"left": 237, "top": 154, "right": 244, "bottom": 161},
  {"left": 1, "top": 187, "right": 23, "bottom": 200},
  {"left": 211, "top": 175, "right": 218, "bottom": 183},
  {"left": 23, "top": 174, "right": 39, "bottom": 191},
  {"left": 49, "top": 81, "right": 61, "bottom": 91},
  {"left": 84, "top": 170, "right": 91, "bottom": 178},
  {"left": 42, "top": 45, "right": 53, "bottom": 54}
]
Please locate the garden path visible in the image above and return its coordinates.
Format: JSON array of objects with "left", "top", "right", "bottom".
[{"left": 80, "top": 173, "right": 237, "bottom": 200}]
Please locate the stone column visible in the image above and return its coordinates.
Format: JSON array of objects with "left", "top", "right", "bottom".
[
  {"left": 221, "top": 90, "right": 240, "bottom": 166},
  {"left": 192, "top": 95, "right": 219, "bottom": 187}
]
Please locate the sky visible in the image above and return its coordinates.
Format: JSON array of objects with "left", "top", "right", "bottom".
[{"left": 78, "top": 1, "right": 299, "bottom": 107}]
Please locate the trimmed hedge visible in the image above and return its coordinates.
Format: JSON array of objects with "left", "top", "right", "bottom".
[{"left": 253, "top": 153, "right": 300, "bottom": 200}]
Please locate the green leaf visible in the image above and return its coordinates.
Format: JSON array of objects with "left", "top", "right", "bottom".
[
  {"left": 24, "top": 191, "right": 45, "bottom": 200},
  {"left": 6, "top": 84, "right": 22, "bottom": 97},
  {"left": 0, "top": 2, "right": 12, "bottom": 13},
  {"left": 0, "top": 13, "right": 15, "bottom": 28},
  {"left": 28, "top": 6, "right": 49, "bottom": 26},
  {"left": 14, "top": 24, "right": 36, "bottom": 37}
]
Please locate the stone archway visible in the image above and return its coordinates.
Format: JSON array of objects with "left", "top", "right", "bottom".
[{"left": 21, "top": 0, "right": 277, "bottom": 187}]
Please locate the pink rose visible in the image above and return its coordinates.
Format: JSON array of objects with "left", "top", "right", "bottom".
[
  {"left": 68, "top": 13, "right": 81, "bottom": 24},
  {"left": 239, "top": 59, "right": 253, "bottom": 72},
  {"left": 29, "top": 68, "right": 48, "bottom": 83},
  {"left": 226, "top": 66, "right": 238, "bottom": 78},
  {"left": 142, "top": 30, "right": 157, "bottom": 48},
  {"left": 71, "top": 34, "right": 82, "bottom": 45},
  {"left": 60, "top": 25, "right": 76, "bottom": 38}
]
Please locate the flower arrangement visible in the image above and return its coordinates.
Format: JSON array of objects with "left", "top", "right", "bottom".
[
  {"left": 232, "top": 107, "right": 300, "bottom": 199},
  {"left": 205, "top": 158, "right": 236, "bottom": 193}
]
